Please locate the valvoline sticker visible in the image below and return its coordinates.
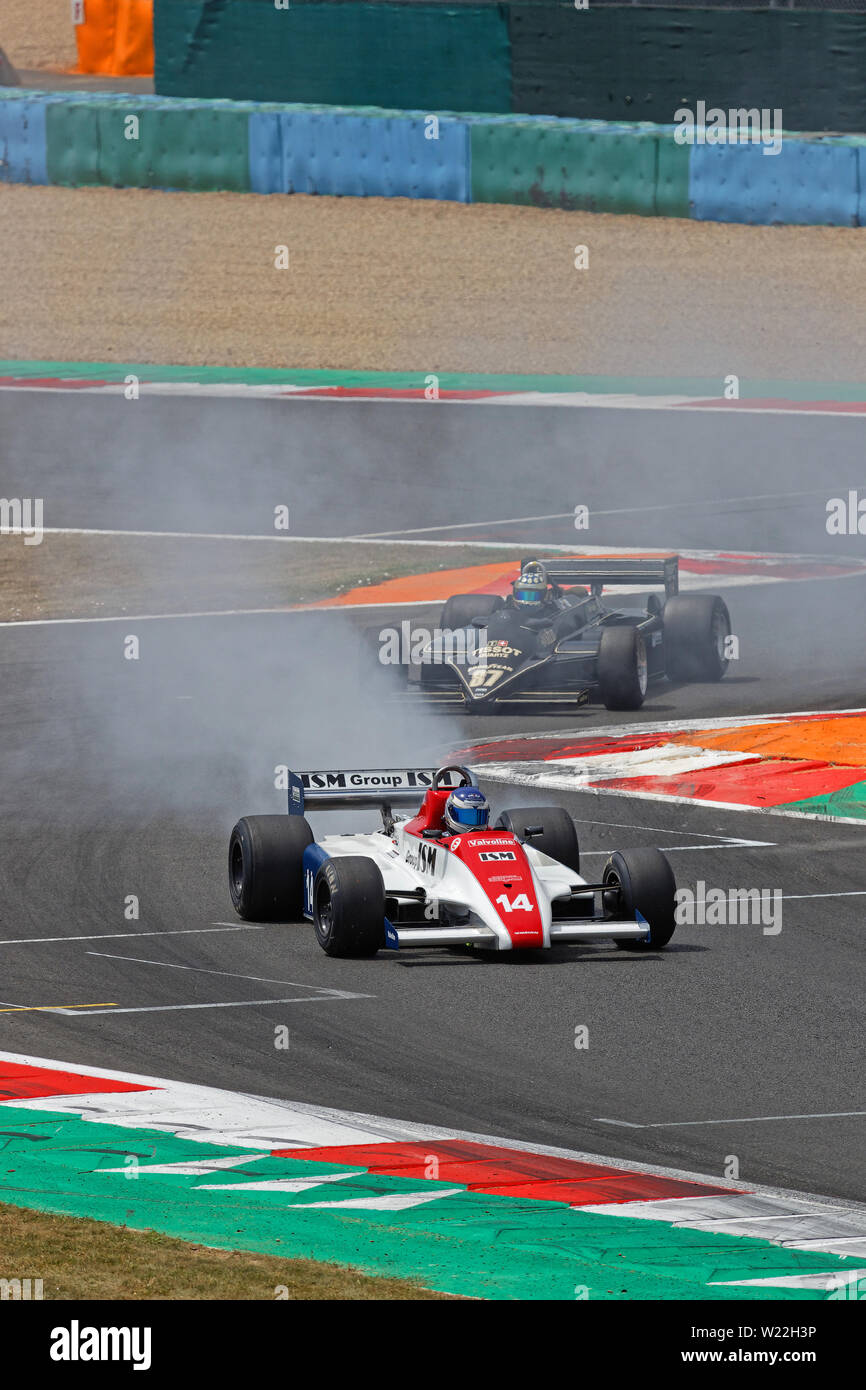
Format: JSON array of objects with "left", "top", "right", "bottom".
[{"left": 447, "top": 832, "right": 544, "bottom": 948}]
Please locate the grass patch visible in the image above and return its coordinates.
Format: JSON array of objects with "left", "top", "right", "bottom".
[
  {"left": 0, "top": 1201, "right": 453, "bottom": 1300},
  {"left": 0, "top": 534, "right": 528, "bottom": 622}
]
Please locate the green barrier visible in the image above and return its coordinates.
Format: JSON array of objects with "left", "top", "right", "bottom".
[
  {"left": 655, "top": 133, "right": 691, "bottom": 220},
  {"left": 45, "top": 103, "right": 102, "bottom": 187},
  {"left": 154, "top": 1, "right": 512, "bottom": 113},
  {"left": 470, "top": 120, "right": 670, "bottom": 215},
  {"left": 46, "top": 101, "right": 251, "bottom": 192}
]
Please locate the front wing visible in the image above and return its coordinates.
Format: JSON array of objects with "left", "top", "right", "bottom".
[{"left": 385, "top": 917, "right": 650, "bottom": 949}]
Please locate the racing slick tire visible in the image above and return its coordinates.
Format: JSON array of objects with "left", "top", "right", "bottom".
[
  {"left": 664, "top": 594, "right": 731, "bottom": 682},
  {"left": 496, "top": 807, "right": 580, "bottom": 874},
  {"left": 313, "top": 856, "right": 386, "bottom": 958},
  {"left": 603, "top": 848, "right": 676, "bottom": 950},
  {"left": 597, "top": 626, "right": 648, "bottom": 710},
  {"left": 440, "top": 593, "right": 503, "bottom": 631},
  {"left": 229, "top": 815, "right": 313, "bottom": 922}
]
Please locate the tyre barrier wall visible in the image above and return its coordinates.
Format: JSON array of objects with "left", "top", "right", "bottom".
[
  {"left": 152, "top": 1, "right": 866, "bottom": 137},
  {"left": 1, "top": 89, "right": 865, "bottom": 227},
  {"left": 248, "top": 110, "right": 470, "bottom": 202}
]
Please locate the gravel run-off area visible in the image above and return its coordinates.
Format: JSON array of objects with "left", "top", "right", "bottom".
[{"left": 1, "top": 184, "right": 864, "bottom": 381}]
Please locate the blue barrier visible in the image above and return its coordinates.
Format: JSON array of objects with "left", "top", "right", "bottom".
[
  {"left": 2, "top": 89, "right": 864, "bottom": 226},
  {"left": 0, "top": 99, "right": 47, "bottom": 184},
  {"left": 689, "top": 139, "right": 860, "bottom": 227},
  {"left": 250, "top": 110, "right": 470, "bottom": 201}
]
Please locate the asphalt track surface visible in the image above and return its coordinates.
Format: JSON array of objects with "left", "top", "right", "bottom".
[{"left": 0, "top": 392, "right": 864, "bottom": 1203}]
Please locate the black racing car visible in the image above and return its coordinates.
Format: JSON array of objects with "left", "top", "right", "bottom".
[{"left": 408, "top": 555, "right": 731, "bottom": 712}]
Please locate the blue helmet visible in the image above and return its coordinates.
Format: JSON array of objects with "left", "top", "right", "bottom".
[
  {"left": 444, "top": 786, "right": 490, "bottom": 834},
  {"left": 512, "top": 560, "right": 550, "bottom": 609}
]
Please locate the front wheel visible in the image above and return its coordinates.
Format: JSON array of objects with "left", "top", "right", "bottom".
[
  {"left": 440, "top": 593, "right": 503, "bottom": 632},
  {"left": 597, "top": 626, "right": 648, "bottom": 710},
  {"left": 314, "top": 857, "right": 385, "bottom": 957},
  {"left": 603, "top": 847, "right": 676, "bottom": 950},
  {"left": 496, "top": 807, "right": 579, "bottom": 873}
]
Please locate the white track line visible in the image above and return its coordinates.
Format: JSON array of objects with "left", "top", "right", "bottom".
[
  {"left": 580, "top": 844, "right": 773, "bottom": 855},
  {"left": 0, "top": 599, "right": 446, "bottom": 627},
  {"left": 21, "top": 527, "right": 866, "bottom": 572},
  {"left": 597, "top": 1110, "right": 866, "bottom": 1129},
  {"left": 565, "top": 817, "right": 775, "bottom": 847},
  {"left": 84, "top": 951, "right": 362, "bottom": 998},
  {"left": 6, "top": 574, "right": 863, "bottom": 629},
  {"left": 352, "top": 492, "right": 830, "bottom": 538},
  {"left": 781, "top": 891, "right": 866, "bottom": 900},
  {"left": 62, "top": 995, "right": 373, "bottom": 1015},
  {"left": 710, "top": 1271, "right": 866, "bottom": 1290},
  {"left": 0, "top": 926, "right": 262, "bottom": 947},
  {"left": 14, "top": 525, "right": 572, "bottom": 550},
  {"left": 0, "top": 606, "right": 307, "bottom": 628}
]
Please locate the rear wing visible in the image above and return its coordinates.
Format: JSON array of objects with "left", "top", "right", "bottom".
[
  {"left": 524, "top": 554, "right": 679, "bottom": 597},
  {"left": 288, "top": 767, "right": 468, "bottom": 814}
]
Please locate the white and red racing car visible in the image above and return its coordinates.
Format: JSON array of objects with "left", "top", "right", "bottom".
[{"left": 228, "top": 765, "right": 677, "bottom": 958}]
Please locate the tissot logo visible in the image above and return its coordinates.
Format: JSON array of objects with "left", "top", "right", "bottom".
[
  {"left": 49, "top": 1321, "right": 152, "bottom": 1371},
  {"left": 479, "top": 642, "right": 519, "bottom": 659}
]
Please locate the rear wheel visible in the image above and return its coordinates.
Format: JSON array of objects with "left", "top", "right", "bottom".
[
  {"left": 314, "top": 857, "right": 385, "bottom": 957},
  {"left": 664, "top": 594, "right": 731, "bottom": 682},
  {"left": 228, "top": 815, "right": 312, "bottom": 921},
  {"left": 496, "top": 806, "right": 580, "bottom": 873},
  {"left": 603, "top": 848, "right": 676, "bottom": 950},
  {"left": 597, "top": 626, "right": 648, "bottom": 710}
]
